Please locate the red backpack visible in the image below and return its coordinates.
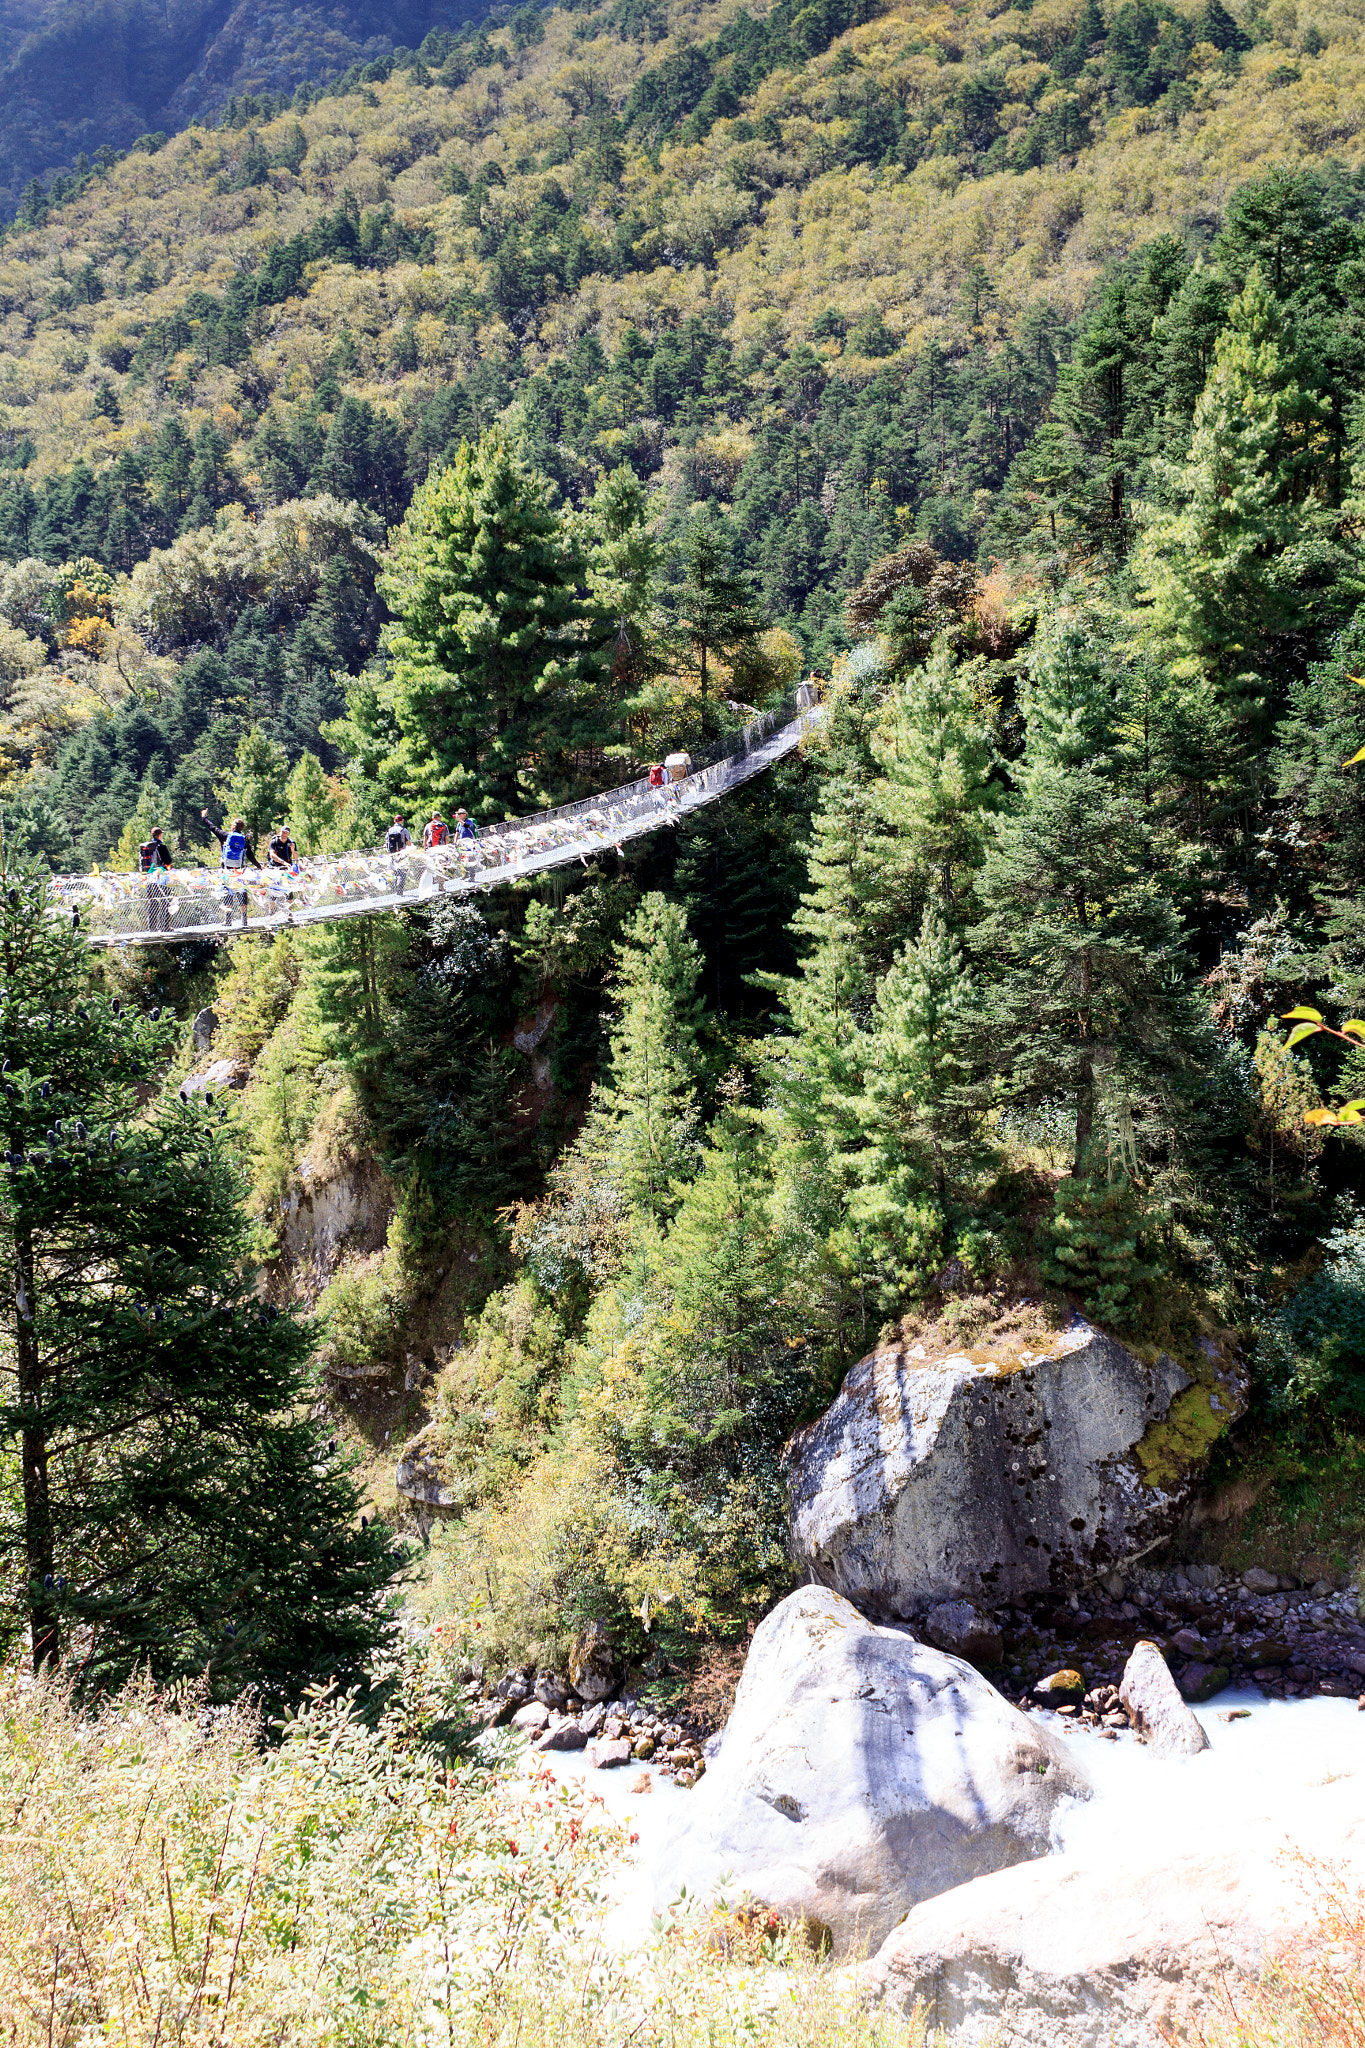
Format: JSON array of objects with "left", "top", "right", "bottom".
[
  {"left": 426, "top": 819, "right": 448, "bottom": 846},
  {"left": 648, "top": 764, "right": 664, "bottom": 788}
]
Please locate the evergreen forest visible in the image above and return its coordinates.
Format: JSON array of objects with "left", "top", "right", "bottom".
[{"left": 0, "top": 0, "right": 1364, "bottom": 1721}]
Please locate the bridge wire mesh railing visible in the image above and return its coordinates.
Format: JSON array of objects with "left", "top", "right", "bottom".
[{"left": 50, "top": 685, "right": 825, "bottom": 948}]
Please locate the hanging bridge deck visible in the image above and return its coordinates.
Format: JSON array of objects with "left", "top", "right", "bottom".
[{"left": 54, "top": 689, "right": 825, "bottom": 949}]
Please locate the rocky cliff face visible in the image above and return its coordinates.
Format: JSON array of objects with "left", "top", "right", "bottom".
[
  {"left": 785, "top": 1317, "right": 1246, "bottom": 1616},
  {"left": 280, "top": 1153, "right": 391, "bottom": 1296}
]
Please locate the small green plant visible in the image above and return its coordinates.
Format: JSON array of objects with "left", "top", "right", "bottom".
[{"left": 1041, "top": 1148, "right": 1162, "bottom": 1331}]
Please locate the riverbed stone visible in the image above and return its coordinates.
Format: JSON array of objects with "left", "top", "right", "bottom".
[
  {"left": 1176, "top": 1661, "right": 1231, "bottom": 1704},
  {"left": 1120, "top": 1642, "right": 1210, "bottom": 1756},
  {"left": 1242, "top": 1566, "right": 1281, "bottom": 1593},
  {"left": 785, "top": 1317, "right": 1245, "bottom": 1614},
  {"left": 535, "top": 1719, "right": 588, "bottom": 1752},
  {"left": 570, "top": 1621, "right": 616, "bottom": 1702},
  {"left": 1034, "top": 1669, "right": 1085, "bottom": 1704},
  {"left": 922, "top": 1601, "right": 1003, "bottom": 1667},
  {"left": 651, "top": 1586, "right": 1091, "bottom": 1956}
]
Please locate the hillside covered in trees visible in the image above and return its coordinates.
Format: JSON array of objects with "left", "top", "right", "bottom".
[{"left": 2, "top": 0, "right": 1365, "bottom": 1682}]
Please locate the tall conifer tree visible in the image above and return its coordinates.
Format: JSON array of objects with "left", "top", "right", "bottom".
[
  {"left": 0, "top": 855, "right": 397, "bottom": 1692},
  {"left": 590, "top": 894, "right": 706, "bottom": 1220},
  {"left": 380, "top": 428, "right": 609, "bottom": 815}
]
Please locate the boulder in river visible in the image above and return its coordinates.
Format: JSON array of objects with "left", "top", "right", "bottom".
[
  {"left": 569, "top": 1620, "right": 616, "bottom": 1702},
  {"left": 786, "top": 1316, "right": 1245, "bottom": 1614},
  {"left": 652, "top": 1586, "right": 1091, "bottom": 1956},
  {"left": 860, "top": 1768, "right": 1365, "bottom": 2047},
  {"left": 1120, "top": 1641, "right": 1210, "bottom": 1756}
]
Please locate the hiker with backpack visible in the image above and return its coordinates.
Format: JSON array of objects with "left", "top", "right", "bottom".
[
  {"left": 201, "top": 810, "right": 259, "bottom": 929},
  {"left": 139, "top": 826, "right": 173, "bottom": 932},
  {"left": 384, "top": 814, "right": 411, "bottom": 895},
  {"left": 452, "top": 808, "right": 481, "bottom": 870},
  {"left": 423, "top": 811, "right": 449, "bottom": 849}
]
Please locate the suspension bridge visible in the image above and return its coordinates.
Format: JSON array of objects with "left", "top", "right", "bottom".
[{"left": 52, "top": 686, "right": 825, "bottom": 949}]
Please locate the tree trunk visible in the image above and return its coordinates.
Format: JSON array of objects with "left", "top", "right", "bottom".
[{"left": 16, "top": 1226, "right": 55, "bottom": 1669}]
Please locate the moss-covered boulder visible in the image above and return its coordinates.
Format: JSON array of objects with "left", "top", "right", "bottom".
[{"left": 785, "top": 1316, "right": 1246, "bottom": 1615}]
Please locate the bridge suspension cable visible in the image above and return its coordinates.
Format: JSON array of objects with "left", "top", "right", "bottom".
[{"left": 52, "top": 686, "right": 824, "bottom": 949}]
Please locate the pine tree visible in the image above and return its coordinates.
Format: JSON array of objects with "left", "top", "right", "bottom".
[
  {"left": 674, "top": 506, "right": 764, "bottom": 711},
  {"left": 1041, "top": 1150, "right": 1161, "bottom": 1331},
  {"left": 626, "top": 1086, "right": 801, "bottom": 1623},
  {"left": 590, "top": 894, "right": 706, "bottom": 1220},
  {"left": 764, "top": 678, "right": 886, "bottom": 1365},
  {"left": 662, "top": 1088, "right": 787, "bottom": 1418},
  {"left": 285, "top": 749, "right": 340, "bottom": 855},
  {"left": 218, "top": 725, "right": 289, "bottom": 841},
  {"left": 1134, "top": 268, "right": 1338, "bottom": 742},
  {"left": 380, "top": 428, "right": 610, "bottom": 815},
  {"left": 971, "top": 755, "right": 1197, "bottom": 1172},
  {"left": 0, "top": 854, "right": 397, "bottom": 1690},
  {"left": 874, "top": 638, "right": 997, "bottom": 926},
  {"left": 573, "top": 465, "right": 664, "bottom": 740},
  {"left": 851, "top": 911, "right": 980, "bottom": 1290}
]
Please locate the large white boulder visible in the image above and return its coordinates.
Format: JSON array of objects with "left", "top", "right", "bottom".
[
  {"left": 786, "top": 1317, "right": 1245, "bottom": 1615},
  {"left": 651, "top": 1587, "right": 1091, "bottom": 1956},
  {"left": 860, "top": 1770, "right": 1365, "bottom": 2047}
]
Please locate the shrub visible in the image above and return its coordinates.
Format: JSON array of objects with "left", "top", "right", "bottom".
[
  {"left": 1041, "top": 1150, "right": 1163, "bottom": 1330},
  {"left": 1259, "top": 1219, "right": 1365, "bottom": 1425}
]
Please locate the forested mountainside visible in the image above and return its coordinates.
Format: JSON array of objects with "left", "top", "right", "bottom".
[
  {"left": 0, "top": 0, "right": 1362, "bottom": 861},
  {"left": 2, "top": 0, "right": 1365, "bottom": 1683},
  {"left": 0, "top": 0, "right": 480, "bottom": 213}
]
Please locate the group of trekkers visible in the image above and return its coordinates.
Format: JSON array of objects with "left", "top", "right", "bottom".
[
  {"left": 138, "top": 812, "right": 302, "bottom": 930},
  {"left": 381, "top": 809, "right": 481, "bottom": 854},
  {"left": 135, "top": 750, "right": 695, "bottom": 933}
]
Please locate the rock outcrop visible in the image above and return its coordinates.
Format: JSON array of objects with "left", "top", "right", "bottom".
[
  {"left": 861, "top": 1771, "right": 1365, "bottom": 2047},
  {"left": 786, "top": 1317, "right": 1245, "bottom": 1615},
  {"left": 395, "top": 1422, "right": 460, "bottom": 1509},
  {"left": 652, "top": 1586, "right": 1091, "bottom": 1956},
  {"left": 280, "top": 1155, "right": 391, "bottom": 1294},
  {"left": 180, "top": 1056, "right": 248, "bottom": 1097}
]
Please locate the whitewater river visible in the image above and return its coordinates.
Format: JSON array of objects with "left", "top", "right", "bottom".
[{"left": 510, "top": 1686, "right": 1364, "bottom": 1946}]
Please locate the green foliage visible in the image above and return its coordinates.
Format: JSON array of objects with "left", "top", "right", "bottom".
[
  {"left": 379, "top": 428, "right": 610, "bottom": 816},
  {"left": 1259, "top": 1218, "right": 1365, "bottom": 1425},
  {"left": 585, "top": 892, "right": 706, "bottom": 1220},
  {"left": 850, "top": 909, "right": 981, "bottom": 1294},
  {"left": 972, "top": 745, "right": 1199, "bottom": 1173},
  {"left": 1041, "top": 1150, "right": 1163, "bottom": 1331},
  {"left": 284, "top": 748, "right": 340, "bottom": 854},
  {"left": 0, "top": 850, "right": 398, "bottom": 1696},
  {"left": 1135, "top": 268, "right": 1351, "bottom": 750},
  {"left": 217, "top": 723, "right": 289, "bottom": 840}
]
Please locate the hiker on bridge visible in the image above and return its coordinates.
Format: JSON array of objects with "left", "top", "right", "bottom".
[
  {"left": 202, "top": 810, "right": 260, "bottom": 930},
  {"left": 267, "top": 823, "right": 297, "bottom": 869},
  {"left": 138, "top": 826, "right": 173, "bottom": 933},
  {"left": 450, "top": 809, "right": 482, "bottom": 869},
  {"left": 423, "top": 811, "right": 448, "bottom": 849},
  {"left": 384, "top": 814, "right": 411, "bottom": 896}
]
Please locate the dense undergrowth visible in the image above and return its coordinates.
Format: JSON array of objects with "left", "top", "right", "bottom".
[{"left": 0, "top": 1656, "right": 924, "bottom": 2047}]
